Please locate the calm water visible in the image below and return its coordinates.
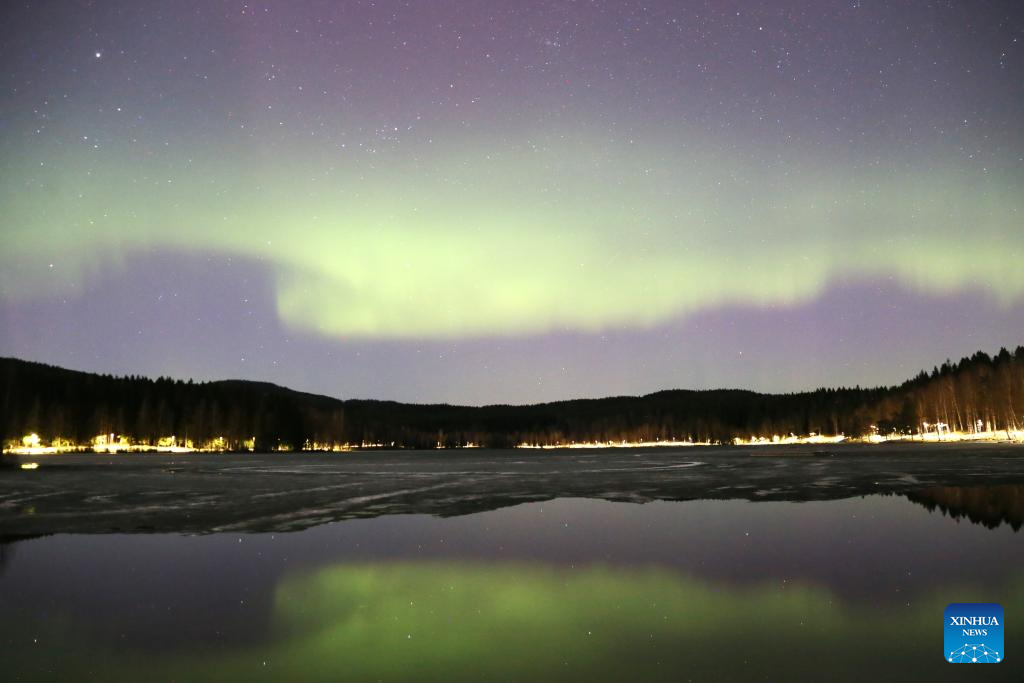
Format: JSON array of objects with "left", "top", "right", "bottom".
[{"left": 1, "top": 447, "right": 1022, "bottom": 681}]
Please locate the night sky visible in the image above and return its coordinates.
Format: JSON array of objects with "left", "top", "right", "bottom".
[{"left": 2, "top": 1, "right": 1023, "bottom": 404}]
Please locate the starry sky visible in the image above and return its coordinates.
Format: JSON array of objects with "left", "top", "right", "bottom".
[{"left": 2, "top": 0, "right": 1023, "bottom": 404}]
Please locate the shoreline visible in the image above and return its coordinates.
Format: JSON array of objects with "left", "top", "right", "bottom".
[{"left": 4, "top": 433, "right": 1024, "bottom": 457}]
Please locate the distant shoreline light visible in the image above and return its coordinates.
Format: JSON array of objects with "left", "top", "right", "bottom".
[
  {"left": 518, "top": 439, "right": 707, "bottom": 449},
  {"left": 517, "top": 429, "right": 1024, "bottom": 449},
  {"left": 2, "top": 433, "right": 351, "bottom": 455},
  {"left": 4, "top": 429, "right": 1023, "bottom": 456}
]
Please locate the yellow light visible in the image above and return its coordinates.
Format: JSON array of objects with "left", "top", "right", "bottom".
[
  {"left": 20, "top": 462, "right": 39, "bottom": 470},
  {"left": 517, "top": 439, "right": 705, "bottom": 449}
]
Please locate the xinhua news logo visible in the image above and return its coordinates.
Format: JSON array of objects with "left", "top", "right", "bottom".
[{"left": 945, "top": 603, "right": 1003, "bottom": 663}]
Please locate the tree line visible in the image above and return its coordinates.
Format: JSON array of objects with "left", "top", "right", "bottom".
[{"left": 1, "top": 346, "right": 1022, "bottom": 450}]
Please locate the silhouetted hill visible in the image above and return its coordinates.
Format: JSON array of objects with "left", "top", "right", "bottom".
[{"left": 1, "top": 345, "right": 1022, "bottom": 449}]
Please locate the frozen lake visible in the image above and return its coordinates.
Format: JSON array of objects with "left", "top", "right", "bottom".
[{"left": 1, "top": 445, "right": 1022, "bottom": 680}]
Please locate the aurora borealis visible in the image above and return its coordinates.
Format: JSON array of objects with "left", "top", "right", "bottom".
[{"left": 2, "top": 1, "right": 1023, "bottom": 403}]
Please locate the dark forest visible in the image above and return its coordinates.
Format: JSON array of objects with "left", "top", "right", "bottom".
[{"left": 2, "top": 346, "right": 1022, "bottom": 450}]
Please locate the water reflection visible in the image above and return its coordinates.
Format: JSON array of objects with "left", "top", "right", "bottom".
[
  {"left": 906, "top": 485, "right": 1024, "bottom": 531},
  {"left": 0, "top": 541, "right": 11, "bottom": 577},
  {"left": 3, "top": 487, "right": 1024, "bottom": 681},
  {"left": 3, "top": 561, "right": 1022, "bottom": 682}
]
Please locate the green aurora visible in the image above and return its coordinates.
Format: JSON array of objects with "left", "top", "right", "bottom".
[{"left": 4, "top": 129, "right": 1022, "bottom": 339}]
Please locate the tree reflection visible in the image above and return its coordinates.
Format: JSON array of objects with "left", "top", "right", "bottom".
[
  {"left": 0, "top": 541, "right": 11, "bottom": 577},
  {"left": 906, "top": 485, "right": 1024, "bottom": 531}
]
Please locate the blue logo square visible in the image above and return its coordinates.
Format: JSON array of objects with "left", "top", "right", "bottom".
[{"left": 945, "top": 603, "right": 1003, "bottom": 663}]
